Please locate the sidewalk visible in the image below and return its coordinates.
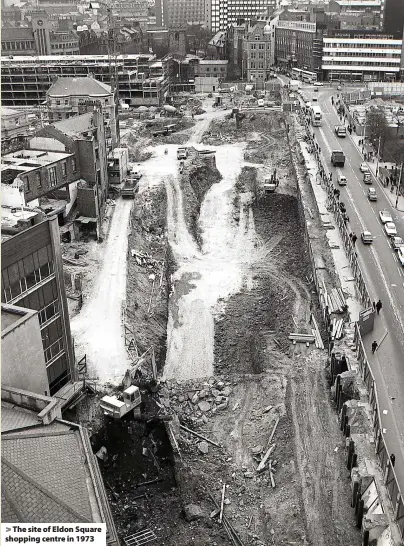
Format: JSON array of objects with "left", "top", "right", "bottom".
[
  {"left": 332, "top": 101, "right": 404, "bottom": 211},
  {"left": 350, "top": 133, "right": 404, "bottom": 211}
]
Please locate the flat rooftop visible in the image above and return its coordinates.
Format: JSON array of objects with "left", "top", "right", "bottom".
[
  {"left": 1, "top": 149, "right": 72, "bottom": 175},
  {"left": 1, "top": 206, "right": 39, "bottom": 229},
  {"left": 1, "top": 307, "right": 28, "bottom": 330}
]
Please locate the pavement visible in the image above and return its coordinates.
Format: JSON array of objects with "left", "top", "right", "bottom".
[{"left": 310, "top": 87, "right": 404, "bottom": 494}]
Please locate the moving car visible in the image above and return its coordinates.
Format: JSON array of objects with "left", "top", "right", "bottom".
[
  {"left": 384, "top": 222, "right": 397, "bottom": 237},
  {"left": 391, "top": 236, "right": 404, "bottom": 251},
  {"left": 337, "top": 85, "right": 342, "bottom": 91},
  {"left": 314, "top": 87, "right": 319, "bottom": 93},
  {"left": 367, "top": 188, "right": 377, "bottom": 201},
  {"left": 177, "top": 147, "right": 188, "bottom": 160},
  {"left": 337, "top": 173, "right": 347, "bottom": 186},
  {"left": 361, "top": 231, "right": 373, "bottom": 244},
  {"left": 335, "top": 125, "right": 347, "bottom": 137},
  {"left": 363, "top": 172, "right": 372, "bottom": 184},
  {"left": 314, "top": 82, "right": 323, "bottom": 87},
  {"left": 379, "top": 210, "right": 393, "bottom": 224},
  {"left": 312, "top": 96, "right": 318, "bottom": 102},
  {"left": 398, "top": 248, "right": 404, "bottom": 266},
  {"left": 360, "top": 163, "right": 369, "bottom": 173}
]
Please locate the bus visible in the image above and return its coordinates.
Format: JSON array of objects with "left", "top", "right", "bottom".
[
  {"left": 291, "top": 67, "right": 317, "bottom": 83},
  {"left": 311, "top": 105, "right": 322, "bottom": 126}
]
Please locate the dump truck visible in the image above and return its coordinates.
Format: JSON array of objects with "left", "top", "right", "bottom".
[
  {"left": 331, "top": 150, "right": 346, "bottom": 167},
  {"left": 100, "top": 386, "right": 141, "bottom": 419},
  {"left": 121, "top": 178, "right": 139, "bottom": 198}
]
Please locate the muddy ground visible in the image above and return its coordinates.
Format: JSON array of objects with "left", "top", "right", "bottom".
[{"left": 71, "top": 106, "right": 361, "bottom": 546}]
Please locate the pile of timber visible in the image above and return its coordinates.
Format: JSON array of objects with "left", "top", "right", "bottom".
[
  {"left": 327, "top": 288, "right": 347, "bottom": 314},
  {"left": 330, "top": 318, "right": 344, "bottom": 340},
  {"left": 310, "top": 314, "right": 324, "bottom": 350},
  {"left": 288, "top": 333, "right": 315, "bottom": 345}
]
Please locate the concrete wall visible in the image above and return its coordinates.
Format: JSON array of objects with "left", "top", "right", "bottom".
[
  {"left": 1, "top": 305, "right": 50, "bottom": 396},
  {"left": 30, "top": 136, "right": 66, "bottom": 152},
  {"left": 195, "top": 76, "right": 220, "bottom": 93},
  {"left": 77, "top": 186, "right": 97, "bottom": 217},
  {"left": 1, "top": 386, "right": 62, "bottom": 424}
]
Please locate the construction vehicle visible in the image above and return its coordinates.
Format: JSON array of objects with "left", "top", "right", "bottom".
[
  {"left": 331, "top": 150, "right": 345, "bottom": 167},
  {"left": 334, "top": 125, "right": 347, "bottom": 138},
  {"left": 121, "top": 178, "right": 139, "bottom": 198},
  {"left": 177, "top": 147, "right": 188, "bottom": 160},
  {"left": 163, "top": 104, "right": 178, "bottom": 116},
  {"left": 263, "top": 169, "right": 280, "bottom": 193},
  {"left": 100, "top": 385, "right": 141, "bottom": 419}
]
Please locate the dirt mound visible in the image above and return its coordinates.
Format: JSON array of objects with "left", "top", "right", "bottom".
[{"left": 179, "top": 152, "right": 222, "bottom": 246}]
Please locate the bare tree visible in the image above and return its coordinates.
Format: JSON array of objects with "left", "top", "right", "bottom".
[{"left": 366, "top": 107, "right": 389, "bottom": 157}]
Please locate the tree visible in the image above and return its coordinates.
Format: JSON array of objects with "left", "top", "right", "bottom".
[{"left": 365, "top": 107, "right": 389, "bottom": 157}]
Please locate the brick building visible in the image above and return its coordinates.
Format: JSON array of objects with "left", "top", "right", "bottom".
[{"left": 1, "top": 217, "right": 75, "bottom": 395}]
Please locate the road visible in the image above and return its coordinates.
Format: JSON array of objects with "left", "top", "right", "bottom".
[{"left": 305, "top": 84, "right": 404, "bottom": 490}]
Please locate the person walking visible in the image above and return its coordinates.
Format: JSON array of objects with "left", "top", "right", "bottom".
[
  {"left": 373, "top": 301, "right": 376, "bottom": 311},
  {"left": 352, "top": 233, "right": 357, "bottom": 246},
  {"left": 376, "top": 299, "right": 382, "bottom": 314},
  {"left": 372, "top": 340, "right": 378, "bottom": 354}
]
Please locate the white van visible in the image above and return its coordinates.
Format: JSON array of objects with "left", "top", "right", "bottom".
[{"left": 337, "top": 173, "right": 347, "bottom": 186}]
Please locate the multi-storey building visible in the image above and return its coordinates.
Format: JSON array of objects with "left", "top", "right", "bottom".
[
  {"left": 46, "top": 76, "right": 118, "bottom": 148},
  {"left": 207, "top": 0, "right": 277, "bottom": 33},
  {"left": 155, "top": 0, "right": 206, "bottom": 27},
  {"left": 328, "top": 0, "right": 382, "bottom": 30},
  {"left": 322, "top": 29, "right": 403, "bottom": 81},
  {"left": 1, "top": 108, "right": 30, "bottom": 141},
  {"left": 1, "top": 217, "right": 75, "bottom": 395},
  {"left": 383, "top": 0, "right": 404, "bottom": 35},
  {"left": 1, "top": 15, "right": 80, "bottom": 56},
  {"left": 275, "top": 20, "right": 324, "bottom": 77},
  {"left": 245, "top": 20, "right": 273, "bottom": 84},
  {"left": 0, "top": 54, "right": 168, "bottom": 109}
]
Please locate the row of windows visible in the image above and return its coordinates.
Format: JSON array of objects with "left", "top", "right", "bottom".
[
  {"left": 2, "top": 41, "right": 36, "bottom": 51},
  {"left": 249, "top": 62, "right": 267, "bottom": 69},
  {"left": 325, "top": 42, "right": 400, "bottom": 48},
  {"left": 52, "top": 43, "right": 79, "bottom": 50},
  {"left": 324, "top": 60, "right": 399, "bottom": 67},
  {"left": 44, "top": 336, "right": 64, "bottom": 363},
  {"left": 2, "top": 261, "right": 55, "bottom": 303},
  {"left": 250, "top": 52, "right": 267, "bottom": 59},
  {"left": 323, "top": 51, "right": 401, "bottom": 57},
  {"left": 250, "top": 43, "right": 269, "bottom": 50}
]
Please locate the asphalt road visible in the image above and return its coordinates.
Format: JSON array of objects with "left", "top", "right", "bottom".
[{"left": 305, "top": 86, "right": 404, "bottom": 490}]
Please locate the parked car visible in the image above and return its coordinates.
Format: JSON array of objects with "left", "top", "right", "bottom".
[
  {"left": 397, "top": 248, "right": 404, "bottom": 266},
  {"left": 361, "top": 231, "right": 373, "bottom": 244},
  {"left": 391, "top": 236, "right": 404, "bottom": 250},
  {"left": 384, "top": 222, "right": 397, "bottom": 237},
  {"left": 314, "top": 82, "right": 323, "bottom": 87},
  {"left": 360, "top": 163, "right": 370, "bottom": 173},
  {"left": 379, "top": 210, "right": 393, "bottom": 224},
  {"left": 367, "top": 188, "right": 377, "bottom": 201},
  {"left": 363, "top": 172, "right": 372, "bottom": 184}
]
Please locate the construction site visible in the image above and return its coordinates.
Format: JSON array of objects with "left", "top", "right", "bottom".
[{"left": 64, "top": 91, "right": 397, "bottom": 546}]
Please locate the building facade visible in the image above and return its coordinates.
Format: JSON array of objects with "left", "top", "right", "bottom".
[
  {"left": 245, "top": 20, "right": 273, "bottom": 84},
  {"left": 0, "top": 54, "right": 169, "bottom": 109},
  {"left": 46, "top": 76, "right": 118, "bottom": 149},
  {"left": 1, "top": 108, "right": 30, "bottom": 144},
  {"left": 155, "top": 0, "right": 206, "bottom": 27},
  {"left": 207, "top": 0, "right": 277, "bottom": 33},
  {"left": 1, "top": 217, "right": 75, "bottom": 395},
  {"left": 322, "top": 30, "right": 403, "bottom": 81},
  {"left": 275, "top": 20, "right": 324, "bottom": 77}
]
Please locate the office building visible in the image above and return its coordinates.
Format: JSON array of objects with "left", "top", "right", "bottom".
[
  {"left": 275, "top": 20, "right": 324, "bottom": 77},
  {"left": 322, "top": 29, "right": 403, "bottom": 81},
  {"left": 156, "top": 0, "right": 206, "bottom": 27},
  {"left": 1, "top": 54, "right": 168, "bottom": 109},
  {"left": 383, "top": 0, "right": 404, "bottom": 35},
  {"left": 1, "top": 217, "right": 75, "bottom": 396},
  {"left": 207, "top": 0, "right": 277, "bottom": 33},
  {"left": 328, "top": 0, "right": 382, "bottom": 30}
]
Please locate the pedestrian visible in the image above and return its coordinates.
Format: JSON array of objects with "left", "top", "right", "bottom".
[
  {"left": 390, "top": 454, "right": 396, "bottom": 467},
  {"left": 352, "top": 233, "right": 357, "bottom": 246},
  {"left": 372, "top": 340, "right": 378, "bottom": 354},
  {"left": 373, "top": 301, "right": 376, "bottom": 310},
  {"left": 376, "top": 299, "right": 382, "bottom": 314},
  {"left": 386, "top": 176, "right": 389, "bottom": 187},
  {"left": 329, "top": 172, "right": 333, "bottom": 182}
]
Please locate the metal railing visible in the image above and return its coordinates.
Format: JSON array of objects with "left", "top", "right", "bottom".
[{"left": 354, "top": 324, "right": 404, "bottom": 540}]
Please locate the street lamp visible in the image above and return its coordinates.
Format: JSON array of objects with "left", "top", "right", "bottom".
[{"left": 375, "top": 135, "right": 381, "bottom": 177}]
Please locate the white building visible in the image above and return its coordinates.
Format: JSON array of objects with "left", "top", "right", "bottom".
[
  {"left": 322, "top": 31, "right": 403, "bottom": 82},
  {"left": 207, "top": 0, "right": 277, "bottom": 33}
]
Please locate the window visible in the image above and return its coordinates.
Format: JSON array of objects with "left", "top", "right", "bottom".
[
  {"left": 62, "top": 161, "right": 67, "bottom": 177},
  {"left": 71, "top": 157, "right": 77, "bottom": 172},
  {"left": 56, "top": 100, "right": 61, "bottom": 105},
  {"left": 48, "top": 166, "right": 57, "bottom": 187},
  {"left": 36, "top": 171, "right": 42, "bottom": 187},
  {"left": 25, "top": 177, "right": 30, "bottom": 192},
  {"left": 64, "top": 99, "right": 68, "bottom": 105}
]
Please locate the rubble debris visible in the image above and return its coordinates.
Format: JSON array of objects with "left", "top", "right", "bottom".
[
  {"left": 197, "top": 441, "right": 209, "bottom": 454},
  {"left": 179, "top": 424, "right": 221, "bottom": 447},
  {"left": 219, "top": 484, "right": 226, "bottom": 523},
  {"left": 256, "top": 444, "right": 276, "bottom": 473},
  {"left": 183, "top": 504, "right": 205, "bottom": 522}
]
